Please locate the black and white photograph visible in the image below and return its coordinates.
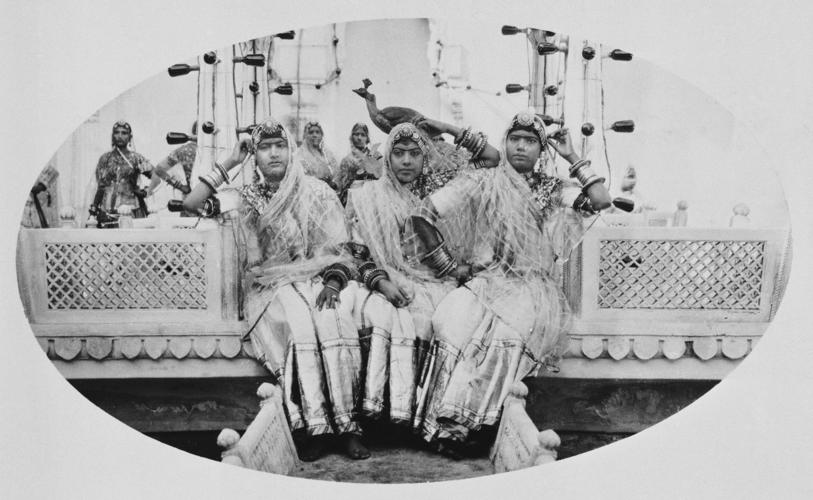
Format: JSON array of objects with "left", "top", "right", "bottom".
[{"left": 2, "top": 1, "right": 812, "bottom": 497}]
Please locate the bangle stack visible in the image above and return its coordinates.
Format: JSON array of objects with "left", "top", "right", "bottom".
[
  {"left": 420, "top": 241, "right": 458, "bottom": 278},
  {"left": 198, "top": 162, "right": 231, "bottom": 192},
  {"left": 454, "top": 126, "right": 489, "bottom": 160},
  {"left": 322, "top": 263, "right": 352, "bottom": 290},
  {"left": 359, "top": 261, "right": 389, "bottom": 291},
  {"left": 568, "top": 159, "right": 605, "bottom": 189}
]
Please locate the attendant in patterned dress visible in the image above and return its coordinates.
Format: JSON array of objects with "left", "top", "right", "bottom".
[
  {"left": 89, "top": 121, "right": 154, "bottom": 221},
  {"left": 183, "top": 117, "right": 368, "bottom": 462},
  {"left": 335, "top": 123, "right": 383, "bottom": 205}
]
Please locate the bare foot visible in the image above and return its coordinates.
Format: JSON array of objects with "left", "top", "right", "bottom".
[
  {"left": 296, "top": 436, "right": 326, "bottom": 462},
  {"left": 341, "top": 433, "right": 370, "bottom": 460}
]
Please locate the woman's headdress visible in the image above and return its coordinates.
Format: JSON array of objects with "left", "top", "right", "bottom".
[
  {"left": 506, "top": 110, "right": 547, "bottom": 147},
  {"left": 251, "top": 118, "right": 288, "bottom": 151}
]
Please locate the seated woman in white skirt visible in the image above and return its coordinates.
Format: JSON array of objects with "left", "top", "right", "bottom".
[
  {"left": 410, "top": 111, "right": 612, "bottom": 458},
  {"left": 183, "top": 117, "right": 368, "bottom": 462}
]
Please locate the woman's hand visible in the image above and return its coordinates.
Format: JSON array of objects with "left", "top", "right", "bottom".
[
  {"left": 316, "top": 279, "right": 342, "bottom": 310},
  {"left": 377, "top": 279, "right": 411, "bottom": 308},
  {"left": 412, "top": 116, "right": 450, "bottom": 136},
  {"left": 546, "top": 128, "right": 579, "bottom": 164},
  {"left": 224, "top": 137, "right": 253, "bottom": 170}
]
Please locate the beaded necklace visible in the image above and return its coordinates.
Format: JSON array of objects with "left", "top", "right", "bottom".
[{"left": 523, "top": 170, "right": 562, "bottom": 219}]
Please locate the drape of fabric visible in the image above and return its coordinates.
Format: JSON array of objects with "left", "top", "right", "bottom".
[
  {"left": 413, "top": 117, "right": 581, "bottom": 443},
  {"left": 344, "top": 123, "right": 458, "bottom": 424},
  {"left": 294, "top": 143, "right": 340, "bottom": 187},
  {"left": 222, "top": 121, "right": 362, "bottom": 436}
]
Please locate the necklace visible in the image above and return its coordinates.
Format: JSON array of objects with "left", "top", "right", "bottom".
[{"left": 523, "top": 170, "right": 562, "bottom": 217}]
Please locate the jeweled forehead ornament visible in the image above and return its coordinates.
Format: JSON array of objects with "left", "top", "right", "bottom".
[
  {"left": 508, "top": 111, "right": 547, "bottom": 146},
  {"left": 251, "top": 119, "right": 287, "bottom": 149},
  {"left": 390, "top": 123, "right": 427, "bottom": 151},
  {"left": 112, "top": 120, "right": 132, "bottom": 134}
]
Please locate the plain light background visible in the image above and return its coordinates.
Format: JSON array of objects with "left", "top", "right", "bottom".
[{"left": 1, "top": 1, "right": 811, "bottom": 498}]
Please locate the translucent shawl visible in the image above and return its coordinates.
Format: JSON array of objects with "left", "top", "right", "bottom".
[
  {"left": 345, "top": 123, "right": 456, "bottom": 290},
  {"left": 421, "top": 116, "right": 575, "bottom": 364},
  {"left": 234, "top": 121, "right": 349, "bottom": 291}
]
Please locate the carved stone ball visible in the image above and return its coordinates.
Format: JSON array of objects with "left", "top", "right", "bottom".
[
  {"left": 538, "top": 429, "right": 561, "bottom": 450},
  {"left": 257, "top": 382, "right": 279, "bottom": 400},
  {"left": 217, "top": 428, "right": 241, "bottom": 449}
]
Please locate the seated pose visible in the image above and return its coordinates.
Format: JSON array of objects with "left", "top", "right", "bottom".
[
  {"left": 411, "top": 111, "right": 611, "bottom": 457},
  {"left": 345, "top": 122, "right": 489, "bottom": 426},
  {"left": 183, "top": 118, "right": 368, "bottom": 462}
]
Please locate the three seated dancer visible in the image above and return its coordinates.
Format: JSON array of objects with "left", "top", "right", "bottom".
[
  {"left": 182, "top": 117, "right": 369, "bottom": 462},
  {"left": 344, "top": 121, "right": 499, "bottom": 427},
  {"left": 411, "top": 111, "right": 611, "bottom": 458}
]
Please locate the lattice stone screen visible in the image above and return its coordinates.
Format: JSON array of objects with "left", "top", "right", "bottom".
[
  {"left": 598, "top": 239, "right": 765, "bottom": 310},
  {"left": 18, "top": 228, "right": 232, "bottom": 324},
  {"left": 44, "top": 241, "right": 208, "bottom": 310},
  {"left": 569, "top": 226, "right": 784, "bottom": 328}
]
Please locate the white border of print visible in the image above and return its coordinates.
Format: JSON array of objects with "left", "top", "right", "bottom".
[{"left": 1, "top": 1, "right": 812, "bottom": 498}]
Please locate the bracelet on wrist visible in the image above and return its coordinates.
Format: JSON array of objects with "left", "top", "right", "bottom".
[{"left": 322, "top": 263, "right": 352, "bottom": 290}]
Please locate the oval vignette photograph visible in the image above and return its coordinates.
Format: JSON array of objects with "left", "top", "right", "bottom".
[{"left": 15, "top": 17, "right": 791, "bottom": 483}]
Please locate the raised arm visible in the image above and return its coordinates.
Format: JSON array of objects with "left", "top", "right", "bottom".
[
  {"left": 147, "top": 155, "right": 189, "bottom": 195},
  {"left": 547, "top": 128, "right": 612, "bottom": 211},
  {"left": 412, "top": 117, "right": 501, "bottom": 169},
  {"left": 182, "top": 138, "right": 251, "bottom": 213}
]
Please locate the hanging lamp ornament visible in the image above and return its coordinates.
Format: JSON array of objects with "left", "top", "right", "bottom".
[
  {"left": 608, "top": 49, "right": 633, "bottom": 61},
  {"left": 233, "top": 54, "right": 265, "bottom": 67},
  {"left": 505, "top": 83, "right": 531, "bottom": 94},
  {"left": 610, "top": 120, "right": 635, "bottom": 133},
  {"left": 501, "top": 25, "right": 524, "bottom": 35},
  {"left": 538, "top": 114, "right": 563, "bottom": 126},
  {"left": 166, "top": 132, "right": 195, "bottom": 144},
  {"left": 274, "top": 30, "right": 296, "bottom": 40},
  {"left": 272, "top": 83, "right": 294, "bottom": 95},
  {"left": 537, "top": 39, "right": 567, "bottom": 55},
  {"left": 167, "top": 51, "right": 217, "bottom": 77}
]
